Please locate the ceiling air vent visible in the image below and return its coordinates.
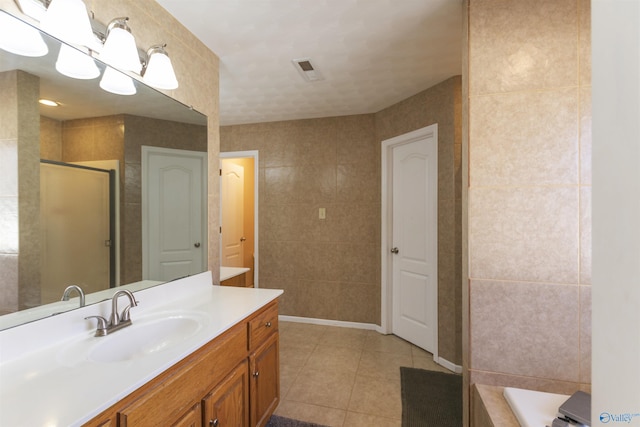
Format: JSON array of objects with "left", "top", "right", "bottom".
[{"left": 292, "top": 57, "right": 324, "bottom": 82}]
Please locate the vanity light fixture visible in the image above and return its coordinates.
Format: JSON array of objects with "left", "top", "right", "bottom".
[
  {"left": 99, "top": 66, "right": 136, "bottom": 96},
  {"left": 12, "top": 0, "right": 180, "bottom": 93},
  {"left": 142, "top": 44, "right": 178, "bottom": 90},
  {"left": 55, "top": 43, "right": 100, "bottom": 79},
  {"left": 39, "top": 0, "right": 94, "bottom": 47},
  {"left": 0, "top": 11, "right": 48, "bottom": 57},
  {"left": 99, "top": 17, "right": 141, "bottom": 73}
]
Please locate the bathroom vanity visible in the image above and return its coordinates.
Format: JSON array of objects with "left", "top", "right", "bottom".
[{"left": 0, "top": 272, "right": 282, "bottom": 427}]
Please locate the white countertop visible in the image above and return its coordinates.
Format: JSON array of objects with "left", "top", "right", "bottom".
[
  {"left": 220, "top": 266, "right": 251, "bottom": 281},
  {"left": 0, "top": 272, "right": 282, "bottom": 427}
]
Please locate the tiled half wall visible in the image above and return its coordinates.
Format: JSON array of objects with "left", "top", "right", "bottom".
[{"left": 466, "top": 0, "right": 592, "bottom": 393}]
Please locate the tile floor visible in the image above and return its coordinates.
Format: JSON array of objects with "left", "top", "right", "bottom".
[{"left": 274, "top": 321, "right": 452, "bottom": 427}]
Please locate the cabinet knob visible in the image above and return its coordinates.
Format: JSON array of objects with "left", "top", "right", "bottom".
[
  {"left": 253, "top": 371, "right": 259, "bottom": 378},
  {"left": 265, "top": 321, "right": 272, "bottom": 327},
  {"left": 210, "top": 419, "right": 219, "bottom": 427}
]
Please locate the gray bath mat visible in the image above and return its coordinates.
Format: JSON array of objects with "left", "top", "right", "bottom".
[
  {"left": 401, "top": 367, "right": 462, "bottom": 427},
  {"left": 265, "top": 414, "right": 330, "bottom": 427}
]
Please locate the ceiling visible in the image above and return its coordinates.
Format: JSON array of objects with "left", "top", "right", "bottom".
[{"left": 155, "top": 0, "right": 463, "bottom": 126}]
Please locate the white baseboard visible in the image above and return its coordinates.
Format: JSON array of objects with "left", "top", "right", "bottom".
[
  {"left": 437, "top": 356, "right": 463, "bottom": 374},
  {"left": 279, "top": 315, "right": 383, "bottom": 333}
]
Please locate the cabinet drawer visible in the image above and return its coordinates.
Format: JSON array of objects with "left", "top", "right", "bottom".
[{"left": 248, "top": 301, "right": 278, "bottom": 351}]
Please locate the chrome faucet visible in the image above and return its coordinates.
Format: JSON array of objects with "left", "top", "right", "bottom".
[
  {"left": 85, "top": 290, "right": 139, "bottom": 337},
  {"left": 110, "top": 290, "right": 137, "bottom": 327},
  {"left": 61, "top": 285, "right": 85, "bottom": 307}
]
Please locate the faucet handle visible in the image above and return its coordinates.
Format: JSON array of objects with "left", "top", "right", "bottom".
[{"left": 85, "top": 315, "right": 108, "bottom": 336}]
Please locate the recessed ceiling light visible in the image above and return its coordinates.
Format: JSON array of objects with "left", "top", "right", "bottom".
[{"left": 39, "top": 99, "right": 60, "bottom": 107}]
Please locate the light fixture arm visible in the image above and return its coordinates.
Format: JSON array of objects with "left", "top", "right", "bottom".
[
  {"left": 105, "top": 17, "right": 131, "bottom": 37},
  {"left": 142, "top": 44, "right": 168, "bottom": 69}
]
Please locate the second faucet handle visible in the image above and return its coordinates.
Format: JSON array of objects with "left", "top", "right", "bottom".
[{"left": 85, "top": 315, "right": 108, "bottom": 336}]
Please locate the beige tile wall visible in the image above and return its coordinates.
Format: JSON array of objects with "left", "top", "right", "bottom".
[
  {"left": 222, "top": 115, "right": 382, "bottom": 324},
  {"left": 0, "top": 70, "right": 41, "bottom": 312},
  {"left": 0, "top": 70, "right": 21, "bottom": 315},
  {"left": 221, "top": 76, "right": 463, "bottom": 364},
  {"left": 466, "top": 0, "right": 591, "bottom": 394},
  {"left": 16, "top": 71, "right": 41, "bottom": 311},
  {"left": 40, "top": 116, "right": 62, "bottom": 161}
]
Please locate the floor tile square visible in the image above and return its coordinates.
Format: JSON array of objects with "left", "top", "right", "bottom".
[{"left": 286, "top": 368, "right": 356, "bottom": 409}]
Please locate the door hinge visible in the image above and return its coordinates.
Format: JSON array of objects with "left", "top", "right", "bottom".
[
  {"left": 219, "top": 226, "right": 222, "bottom": 233},
  {"left": 219, "top": 169, "right": 222, "bottom": 176}
]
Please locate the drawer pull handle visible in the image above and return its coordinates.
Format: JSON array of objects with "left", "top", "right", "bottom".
[
  {"left": 253, "top": 371, "right": 260, "bottom": 378},
  {"left": 265, "top": 321, "right": 272, "bottom": 327},
  {"left": 210, "top": 419, "right": 219, "bottom": 427}
]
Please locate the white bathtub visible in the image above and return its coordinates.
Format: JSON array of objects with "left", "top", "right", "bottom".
[{"left": 504, "top": 387, "right": 571, "bottom": 427}]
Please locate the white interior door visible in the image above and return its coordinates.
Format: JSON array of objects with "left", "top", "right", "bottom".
[
  {"left": 390, "top": 128, "right": 438, "bottom": 353},
  {"left": 221, "top": 159, "right": 245, "bottom": 267},
  {"left": 40, "top": 162, "right": 112, "bottom": 303},
  {"left": 143, "top": 147, "right": 207, "bottom": 281}
]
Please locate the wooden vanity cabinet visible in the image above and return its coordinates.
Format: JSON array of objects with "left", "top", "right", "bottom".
[{"left": 83, "top": 300, "right": 279, "bottom": 427}]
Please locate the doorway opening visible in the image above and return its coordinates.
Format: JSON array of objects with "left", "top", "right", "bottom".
[
  {"left": 40, "top": 160, "right": 116, "bottom": 304},
  {"left": 381, "top": 124, "right": 439, "bottom": 358},
  {"left": 220, "top": 151, "right": 259, "bottom": 287}
]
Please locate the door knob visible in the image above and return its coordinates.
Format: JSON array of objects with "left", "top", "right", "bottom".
[
  {"left": 391, "top": 247, "right": 399, "bottom": 254},
  {"left": 240, "top": 236, "right": 246, "bottom": 242},
  {"left": 194, "top": 242, "right": 201, "bottom": 248}
]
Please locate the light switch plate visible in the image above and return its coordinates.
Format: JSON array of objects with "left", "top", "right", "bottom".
[{"left": 319, "top": 207, "right": 326, "bottom": 219}]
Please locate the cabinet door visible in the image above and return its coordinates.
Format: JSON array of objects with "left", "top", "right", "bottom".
[
  {"left": 203, "top": 360, "right": 249, "bottom": 427},
  {"left": 250, "top": 332, "right": 279, "bottom": 427},
  {"left": 173, "top": 402, "right": 202, "bottom": 427}
]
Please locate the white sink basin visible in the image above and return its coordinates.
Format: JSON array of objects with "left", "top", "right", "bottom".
[
  {"left": 58, "top": 311, "right": 210, "bottom": 365},
  {"left": 90, "top": 315, "right": 204, "bottom": 363}
]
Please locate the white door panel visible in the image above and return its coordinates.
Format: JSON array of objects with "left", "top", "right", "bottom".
[
  {"left": 390, "top": 126, "right": 438, "bottom": 353},
  {"left": 143, "top": 147, "right": 207, "bottom": 282}
]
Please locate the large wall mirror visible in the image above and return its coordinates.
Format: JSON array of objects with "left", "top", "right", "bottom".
[{"left": 0, "top": 10, "right": 208, "bottom": 330}]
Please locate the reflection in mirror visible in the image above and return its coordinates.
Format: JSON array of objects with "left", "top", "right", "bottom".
[{"left": 0, "top": 10, "right": 207, "bottom": 330}]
